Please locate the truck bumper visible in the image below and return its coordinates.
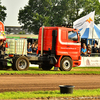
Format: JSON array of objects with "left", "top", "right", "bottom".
[{"left": 73, "top": 60, "right": 81, "bottom": 67}]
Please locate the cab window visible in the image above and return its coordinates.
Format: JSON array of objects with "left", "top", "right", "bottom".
[{"left": 68, "top": 31, "right": 78, "bottom": 41}]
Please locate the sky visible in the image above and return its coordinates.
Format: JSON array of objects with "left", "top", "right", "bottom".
[
  {"left": 1, "top": 0, "right": 29, "bottom": 26},
  {"left": 1, "top": 0, "right": 100, "bottom": 27}
]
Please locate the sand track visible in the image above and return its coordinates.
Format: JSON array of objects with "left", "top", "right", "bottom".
[{"left": 0, "top": 74, "right": 100, "bottom": 92}]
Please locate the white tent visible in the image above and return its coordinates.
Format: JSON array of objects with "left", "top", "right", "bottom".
[{"left": 69, "top": 24, "right": 100, "bottom": 39}]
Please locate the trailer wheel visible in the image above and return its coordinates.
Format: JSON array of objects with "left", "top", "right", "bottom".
[
  {"left": 41, "top": 64, "right": 53, "bottom": 70},
  {"left": 12, "top": 56, "right": 29, "bottom": 71},
  {"left": 60, "top": 57, "right": 72, "bottom": 71}
]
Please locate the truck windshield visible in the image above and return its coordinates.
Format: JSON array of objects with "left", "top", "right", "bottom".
[{"left": 68, "top": 31, "right": 78, "bottom": 41}]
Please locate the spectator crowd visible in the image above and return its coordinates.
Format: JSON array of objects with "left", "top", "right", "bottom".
[
  {"left": 81, "top": 40, "right": 100, "bottom": 56},
  {"left": 27, "top": 41, "right": 38, "bottom": 55}
]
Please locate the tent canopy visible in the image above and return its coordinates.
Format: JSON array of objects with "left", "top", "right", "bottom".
[{"left": 69, "top": 24, "right": 100, "bottom": 39}]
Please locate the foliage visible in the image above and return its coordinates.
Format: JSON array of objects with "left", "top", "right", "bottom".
[
  {"left": 18, "top": 31, "right": 26, "bottom": 34},
  {"left": 18, "top": 0, "right": 64, "bottom": 34},
  {"left": 0, "top": 89, "right": 100, "bottom": 99},
  {"left": 18, "top": 0, "right": 100, "bottom": 34},
  {"left": 0, "top": 0, "right": 7, "bottom": 22},
  {"left": 63, "top": 0, "right": 100, "bottom": 25}
]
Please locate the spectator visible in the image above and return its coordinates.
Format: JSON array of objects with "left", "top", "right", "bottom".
[
  {"left": 33, "top": 44, "right": 38, "bottom": 52},
  {"left": 0, "top": 39, "right": 3, "bottom": 49},
  {"left": 92, "top": 41, "right": 98, "bottom": 53},
  {"left": 29, "top": 42, "right": 31, "bottom": 47},
  {"left": 0, "top": 39, "right": 5, "bottom": 51},
  {"left": 27, "top": 44, "right": 32, "bottom": 54},
  {"left": 31, "top": 43, "right": 35, "bottom": 52},
  {"left": 87, "top": 44, "right": 91, "bottom": 56},
  {"left": 98, "top": 45, "right": 100, "bottom": 53},
  {"left": 81, "top": 43, "right": 87, "bottom": 56}
]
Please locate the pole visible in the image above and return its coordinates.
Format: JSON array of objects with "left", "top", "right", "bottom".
[
  {"left": 92, "top": 27, "right": 94, "bottom": 45},
  {"left": 41, "top": 26, "right": 44, "bottom": 56}
]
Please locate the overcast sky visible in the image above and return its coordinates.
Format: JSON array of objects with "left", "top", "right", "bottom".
[{"left": 1, "top": 0, "right": 29, "bottom": 26}]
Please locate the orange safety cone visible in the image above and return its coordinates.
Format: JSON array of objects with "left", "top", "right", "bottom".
[{"left": 5, "top": 42, "right": 8, "bottom": 48}]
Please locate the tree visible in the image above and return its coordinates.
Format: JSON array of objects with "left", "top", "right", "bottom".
[
  {"left": 18, "top": 0, "right": 64, "bottom": 34},
  {"left": 18, "top": 31, "right": 25, "bottom": 34},
  {"left": 63, "top": 0, "right": 100, "bottom": 25},
  {"left": 81, "top": 0, "right": 100, "bottom": 24},
  {"left": 0, "top": 0, "right": 7, "bottom": 22},
  {"left": 18, "top": 0, "right": 100, "bottom": 34}
]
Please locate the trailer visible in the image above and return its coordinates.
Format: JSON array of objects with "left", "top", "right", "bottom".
[{"left": 0, "top": 26, "right": 81, "bottom": 71}]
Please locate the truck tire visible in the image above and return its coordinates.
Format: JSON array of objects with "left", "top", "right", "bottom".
[
  {"left": 0, "top": 62, "right": 3, "bottom": 70},
  {"left": 12, "top": 56, "right": 29, "bottom": 71},
  {"left": 60, "top": 57, "right": 72, "bottom": 71},
  {"left": 0, "top": 62, "right": 9, "bottom": 70},
  {"left": 41, "top": 64, "right": 53, "bottom": 70},
  {"left": 12, "top": 58, "right": 17, "bottom": 70}
]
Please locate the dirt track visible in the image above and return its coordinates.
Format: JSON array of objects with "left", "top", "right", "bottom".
[{"left": 0, "top": 74, "right": 100, "bottom": 92}]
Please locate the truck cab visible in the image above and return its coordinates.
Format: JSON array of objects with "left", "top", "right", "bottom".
[{"left": 37, "top": 26, "right": 81, "bottom": 71}]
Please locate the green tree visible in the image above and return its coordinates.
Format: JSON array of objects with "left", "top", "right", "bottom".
[
  {"left": 63, "top": 0, "right": 100, "bottom": 25},
  {"left": 82, "top": 0, "right": 100, "bottom": 24},
  {"left": 18, "top": 0, "right": 64, "bottom": 34},
  {"left": 18, "top": 31, "right": 26, "bottom": 34},
  {"left": 18, "top": 0, "right": 100, "bottom": 34},
  {"left": 0, "top": 0, "right": 7, "bottom": 22}
]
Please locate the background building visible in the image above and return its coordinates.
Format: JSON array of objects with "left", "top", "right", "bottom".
[{"left": 5, "top": 26, "right": 29, "bottom": 34}]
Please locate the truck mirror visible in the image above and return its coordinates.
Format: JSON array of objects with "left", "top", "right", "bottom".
[
  {"left": 79, "top": 33, "right": 81, "bottom": 42},
  {"left": 77, "top": 33, "right": 81, "bottom": 43}
]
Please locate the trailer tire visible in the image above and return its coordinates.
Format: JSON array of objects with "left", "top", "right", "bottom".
[
  {"left": 12, "top": 56, "right": 29, "bottom": 71},
  {"left": 60, "top": 57, "right": 72, "bottom": 71},
  {"left": 41, "top": 64, "right": 53, "bottom": 70}
]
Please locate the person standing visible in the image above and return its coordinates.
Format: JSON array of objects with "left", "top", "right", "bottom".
[
  {"left": 27, "top": 43, "right": 32, "bottom": 54},
  {"left": 81, "top": 43, "right": 87, "bottom": 56},
  {"left": 92, "top": 41, "right": 98, "bottom": 53},
  {"left": 87, "top": 44, "right": 91, "bottom": 56}
]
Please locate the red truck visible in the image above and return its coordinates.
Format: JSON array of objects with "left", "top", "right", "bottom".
[
  {"left": 0, "top": 26, "right": 81, "bottom": 71},
  {"left": 36, "top": 26, "right": 81, "bottom": 71}
]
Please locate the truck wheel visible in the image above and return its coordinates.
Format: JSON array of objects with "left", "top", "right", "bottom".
[
  {"left": 41, "top": 64, "right": 53, "bottom": 70},
  {"left": 60, "top": 57, "right": 72, "bottom": 71},
  {"left": 0, "top": 62, "right": 3, "bottom": 70},
  {"left": 12, "top": 56, "right": 29, "bottom": 71},
  {"left": 12, "top": 58, "right": 17, "bottom": 70},
  {"left": 0, "top": 62, "right": 8, "bottom": 70}
]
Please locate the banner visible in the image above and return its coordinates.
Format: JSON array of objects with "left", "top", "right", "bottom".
[{"left": 80, "top": 57, "right": 100, "bottom": 67}]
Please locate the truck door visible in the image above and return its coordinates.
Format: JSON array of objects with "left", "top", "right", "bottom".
[{"left": 58, "top": 28, "right": 81, "bottom": 60}]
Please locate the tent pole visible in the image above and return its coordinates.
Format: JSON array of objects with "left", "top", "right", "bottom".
[{"left": 92, "top": 27, "right": 94, "bottom": 45}]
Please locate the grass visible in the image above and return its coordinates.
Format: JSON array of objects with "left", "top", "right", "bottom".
[
  {"left": 0, "top": 67, "right": 100, "bottom": 99},
  {"left": 0, "top": 67, "right": 100, "bottom": 75},
  {"left": 0, "top": 89, "right": 100, "bottom": 99}
]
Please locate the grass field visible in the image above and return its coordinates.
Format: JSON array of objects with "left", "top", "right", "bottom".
[
  {"left": 0, "top": 67, "right": 100, "bottom": 75},
  {"left": 0, "top": 89, "right": 100, "bottom": 99},
  {"left": 0, "top": 67, "right": 100, "bottom": 99}
]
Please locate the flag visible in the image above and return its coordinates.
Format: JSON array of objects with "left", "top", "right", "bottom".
[
  {"left": 0, "top": 21, "right": 6, "bottom": 40},
  {"left": 0, "top": 21, "right": 4, "bottom": 32},
  {"left": 73, "top": 11, "right": 95, "bottom": 29}
]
